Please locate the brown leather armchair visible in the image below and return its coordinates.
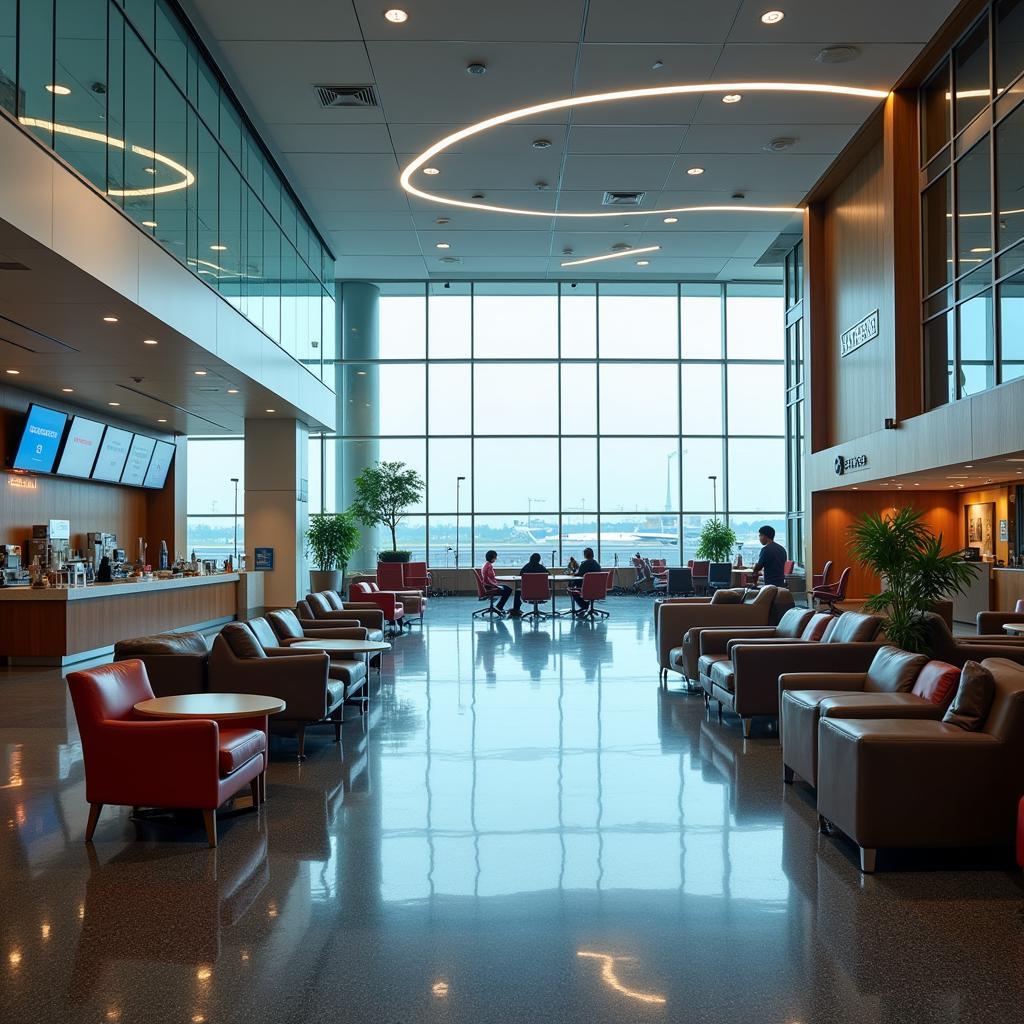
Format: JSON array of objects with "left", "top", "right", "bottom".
[
  {"left": 656, "top": 585, "right": 795, "bottom": 686},
  {"left": 702, "top": 611, "right": 885, "bottom": 737},
  {"left": 209, "top": 622, "right": 347, "bottom": 759},
  {"left": 816, "top": 657, "right": 1024, "bottom": 872},
  {"left": 305, "top": 592, "right": 390, "bottom": 632},
  {"left": 277, "top": 606, "right": 384, "bottom": 674},
  {"left": 977, "top": 599, "right": 1024, "bottom": 635},
  {"left": 922, "top": 611, "right": 1024, "bottom": 663},
  {"left": 113, "top": 631, "right": 209, "bottom": 697},
  {"left": 779, "top": 646, "right": 938, "bottom": 789}
]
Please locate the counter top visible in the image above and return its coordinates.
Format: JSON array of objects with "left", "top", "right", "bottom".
[
  {"left": 0, "top": 572, "right": 242, "bottom": 601},
  {"left": 992, "top": 566, "right": 1024, "bottom": 572}
]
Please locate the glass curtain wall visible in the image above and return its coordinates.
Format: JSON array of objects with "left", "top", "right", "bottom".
[
  {"left": 921, "top": 0, "right": 1024, "bottom": 408},
  {"left": 784, "top": 242, "right": 806, "bottom": 567},
  {"left": 0, "top": 0, "right": 334, "bottom": 377},
  {"left": 307, "top": 281, "right": 786, "bottom": 569}
]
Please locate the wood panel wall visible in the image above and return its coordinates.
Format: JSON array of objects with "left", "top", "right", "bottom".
[{"left": 811, "top": 490, "right": 960, "bottom": 599}]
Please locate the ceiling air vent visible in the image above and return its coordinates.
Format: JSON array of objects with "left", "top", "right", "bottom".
[
  {"left": 602, "top": 191, "right": 645, "bottom": 207},
  {"left": 315, "top": 84, "right": 378, "bottom": 108}
]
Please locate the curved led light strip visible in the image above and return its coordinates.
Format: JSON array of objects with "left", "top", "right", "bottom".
[
  {"left": 561, "top": 245, "right": 660, "bottom": 267},
  {"left": 400, "top": 81, "right": 889, "bottom": 219},
  {"left": 19, "top": 118, "right": 196, "bottom": 196}
]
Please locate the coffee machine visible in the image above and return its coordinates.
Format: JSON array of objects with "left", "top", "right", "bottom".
[
  {"left": 0, "top": 544, "right": 24, "bottom": 586},
  {"left": 29, "top": 520, "right": 71, "bottom": 571},
  {"left": 87, "top": 532, "right": 117, "bottom": 573}
]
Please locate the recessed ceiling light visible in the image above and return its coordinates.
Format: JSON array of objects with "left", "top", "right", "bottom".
[
  {"left": 266, "top": 408, "right": 275, "bottom": 413},
  {"left": 761, "top": 10, "right": 785, "bottom": 24},
  {"left": 383, "top": 8, "right": 408, "bottom": 22},
  {"left": 532, "top": 138, "right": 552, "bottom": 149},
  {"left": 61, "top": 387, "right": 74, "bottom": 393},
  {"left": 423, "top": 167, "right": 440, "bottom": 175},
  {"left": 435, "top": 217, "right": 450, "bottom": 224},
  {"left": 636, "top": 259, "right": 650, "bottom": 266},
  {"left": 108, "top": 401, "right": 120, "bottom": 407},
  {"left": 561, "top": 244, "right": 661, "bottom": 268},
  {"left": 210, "top": 244, "right": 227, "bottom": 251},
  {"left": 5, "top": 369, "right": 20, "bottom": 375},
  {"left": 686, "top": 166, "right": 705, "bottom": 176},
  {"left": 102, "top": 316, "right": 118, "bottom": 323},
  {"left": 965, "top": 464, "right": 973, "bottom": 467},
  {"left": 157, "top": 418, "right": 167, "bottom": 423},
  {"left": 194, "top": 369, "right": 207, "bottom": 375},
  {"left": 356, "top": 370, "right": 367, "bottom": 375},
  {"left": 143, "top": 338, "right": 158, "bottom": 345},
  {"left": 663, "top": 216, "right": 678, "bottom": 223},
  {"left": 466, "top": 63, "right": 487, "bottom": 77},
  {"left": 970, "top": 246, "right": 992, "bottom": 253},
  {"left": 436, "top": 242, "right": 451, "bottom": 249},
  {"left": 227, "top": 388, "right": 239, "bottom": 394},
  {"left": 144, "top": 167, "right": 156, "bottom": 174},
  {"left": 45, "top": 84, "right": 71, "bottom": 95},
  {"left": 722, "top": 94, "right": 743, "bottom": 104},
  {"left": 142, "top": 220, "right": 158, "bottom": 228}
]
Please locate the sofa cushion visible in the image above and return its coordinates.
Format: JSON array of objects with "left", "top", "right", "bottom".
[
  {"left": 912, "top": 660, "right": 960, "bottom": 706},
  {"left": 220, "top": 623, "right": 266, "bottom": 659},
  {"left": 218, "top": 727, "right": 266, "bottom": 776},
  {"left": 751, "top": 585, "right": 778, "bottom": 607},
  {"left": 864, "top": 646, "right": 929, "bottom": 693},
  {"left": 801, "top": 613, "right": 832, "bottom": 641},
  {"left": 818, "top": 692, "right": 945, "bottom": 720},
  {"left": 826, "top": 611, "right": 881, "bottom": 644},
  {"left": 776, "top": 608, "right": 813, "bottom": 638},
  {"left": 325, "top": 678, "right": 346, "bottom": 710},
  {"left": 114, "top": 631, "right": 209, "bottom": 657},
  {"left": 323, "top": 591, "right": 346, "bottom": 609},
  {"left": 710, "top": 588, "right": 744, "bottom": 604},
  {"left": 247, "top": 617, "right": 278, "bottom": 651},
  {"left": 943, "top": 661, "right": 995, "bottom": 730},
  {"left": 698, "top": 653, "right": 730, "bottom": 679},
  {"left": 783, "top": 688, "right": 842, "bottom": 712},
  {"left": 710, "top": 659, "right": 735, "bottom": 693},
  {"left": 267, "top": 608, "right": 304, "bottom": 641},
  {"left": 329, "top": 660, "right": 368, "bottom": 690}
]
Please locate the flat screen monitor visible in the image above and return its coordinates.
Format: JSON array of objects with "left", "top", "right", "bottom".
[
  {"left": 55, "top": 415, "right": 105, "bottom": 478},
  {"left": 143, "top": 439, "right": 175, "bottom": 489},
  {"left": 11, "top": 404, "right": 67, "bottom": 473},
  {"left": 120, "top": 433, "right": 157, "bottom": 486},
  {"left": 90, "top": 427, "right": 133, "bottom": 483}
]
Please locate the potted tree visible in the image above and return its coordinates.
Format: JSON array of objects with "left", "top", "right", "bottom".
[
  {"left": 849, "top": 506, "right": 978, "bottom": 653},
  {"left": 305, "top": 510, "right": 361, "bottom": 594},
  {"left": 351, "top": 460, "right": 425, "bottom": 563},
  {"left": 695, "top": 518, "right": 738, "bottom": 564}
]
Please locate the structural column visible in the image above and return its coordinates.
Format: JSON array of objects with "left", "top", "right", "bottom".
[
  {"left": 335, "top": 281, "right": 380, "bottom": 571},
  {"left": 244, "top": 417, "right": 309, "bottom": 608}
]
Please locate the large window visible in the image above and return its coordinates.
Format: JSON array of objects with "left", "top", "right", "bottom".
[
  {"left": 308, "top": 282, "right": 786, "bottom": 568},
  {"left": 921, "top": 1, "right": 1024, "bottom": 408},
  {"left": 0, "top": 0, "right": 335, "bottom": 376}
]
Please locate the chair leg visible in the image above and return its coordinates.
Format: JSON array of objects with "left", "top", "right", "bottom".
[
  {"left": 859, "top": 847, "right": 877, "bottom": 873},
  {"left": 783, "top": 765, "right": 794, "bottom": 784},
  {"left": 249, "top": 776, "right": 261, "bottom": 811},
  {"left": 202, "top": 808, "right": 218, "bottom": 848},
  {"left": 85, "top": 803, "right": 103, "bottom": 842},
  {"left": 297, "top": 724, "right": 307, "bottom": 760},
  {"left": 741, "top": 717, "right": 753, "bottom": 738}
]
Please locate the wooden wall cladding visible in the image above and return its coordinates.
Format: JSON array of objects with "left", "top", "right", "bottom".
[{"left": 811, "top": 490, "right": 960, "bottom": 599}]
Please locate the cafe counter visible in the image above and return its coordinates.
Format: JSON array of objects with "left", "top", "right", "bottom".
[{"left": 0, "top": 571, "right": 264, "bottom": 665}]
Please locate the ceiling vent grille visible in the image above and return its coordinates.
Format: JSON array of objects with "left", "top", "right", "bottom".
[
  {"left": 602, "top": 191, "right": 645, "bottom": 207},
  {"left": 315, "top": 84, "right": 378, "bottom": 108}
]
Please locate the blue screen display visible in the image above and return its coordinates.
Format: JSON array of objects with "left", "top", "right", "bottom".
[{"left": 12, "top": 405, "right": 68, "bottom": 473}]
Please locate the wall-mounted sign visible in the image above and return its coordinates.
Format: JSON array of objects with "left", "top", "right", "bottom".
[
  {"left": 1000, "top": 519, "right": 1008, "bottom": 542},
  {"left": 840, "top": 309, "right": 879, "bottom": 357},
  {"left": 254, "top": 547, "right": 275, "bottom": 570},
  {"left": 834, "top": 454, "right": 869, "bottom": 476}
]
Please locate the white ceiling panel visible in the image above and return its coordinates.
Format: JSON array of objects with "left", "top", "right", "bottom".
[
  {"left": 400, "top": 152, "right": 566, "bottom": 191},
  {"left": 663, "top": 152, "right": 834, "bottom": 190},
  {"left": 181, "top": 0, "right": 362, "bottom": 41},
  {"left": 331, "top": 231, "right": 424, "bottom": 256},
  {"left": 575, "top": 44, "right": 723, "bottom": 95},
  {"left": 390, "top": 121, "right": 569, "bottom": 156},
  {"left": 584, "top": 1, "right": 743, "bottom": 44},
  {"left": 271, "top": 123, "right": 396, "bottom": 154},
  {"left": 415, "top": 231, "right": 556, "bottom": 257},
  {"left": 306, "top": 189, "right": 413, "bottom": 213},
  {"left": 567, "top": 124, "right": 688, "bottom": 154},
  {"left": 678, "top": 122, "right": 858, "bottom": 155},
  {"left": 335, "top": 255, "right": 428, "bottom": 278},
  {"left": 286, "top": 153, "right": 402, "bottom": 191},
  {"left": 321, "top": 211, "right": 418, "bottom": 232},
  {"left": 560, "top": 153, "right": 677, "bottom": 192}
]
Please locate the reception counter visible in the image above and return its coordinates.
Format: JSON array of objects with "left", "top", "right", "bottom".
[{"left": 0, "top": 572, "right": 264, "bottom": 665}]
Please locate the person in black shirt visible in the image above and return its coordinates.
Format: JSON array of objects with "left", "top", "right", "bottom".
[
  {"left": 751, "top": 525, "right": 788, "bottom": 587},
  {"left": 569, "top": 547, "right": 602, "bottom": 613},
  {"left": 508, "top": 552, "right": 548, "bottom": 616}
]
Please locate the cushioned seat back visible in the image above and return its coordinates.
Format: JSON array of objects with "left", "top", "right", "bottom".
[
  {"left": 324, "top": 591, "right": 345, "bottom": 609},
  {"left": 775, "top": 608, "right": 813, "bottom": 638},
  {"left": 824, "top": 611, "right": 882, "bottom": 643},
  {"left": 864, "top": 645, "right": 929, "bottom": 692},
  {"left": 921, "top": 612, "right": 958, "bottom": 662},
  {"left": 114, "top": 632, "right": 208, "bottom": 657},
  {"left": 305, "top": 592, "right": 334, "bottom": 618},
  {"left": 978, "top": 659, "right": 1024, "bottom": 742},
  {"left": 766, "top": 587, "right": 794, "bottom": 626},
  {"left": 295, "top": 599, "right": 315, "bottom": 620},
  {"left": 267, "top": 608, "right": 304, "bottom": 641},
  {"left": 68, "top": 660, "right": 155, "bottom": 727},
  {"left": 350, "top": 582, "right": 374, "bottom": 600},
  {"left": 220, "top": 622, "right": 267, "bottom": 659},
  {"left": 801, "top": 613, "right": 832, "bottom": 641},
  {"left": 751, "top": 585, "right": 778, "bottom": 607},
  {"left": 711, "top": 588, "right": 744, "bottom": 604},
  {"left": 247, "top": 617, "right": 279, "bottom": 651}
]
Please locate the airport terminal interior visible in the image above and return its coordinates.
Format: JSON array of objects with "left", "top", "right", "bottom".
[{"left": 2, "top": 1, "right": 1023, "bottom": 1021}]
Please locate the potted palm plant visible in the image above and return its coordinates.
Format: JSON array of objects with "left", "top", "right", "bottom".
[
  {"left": 848, "top": 506, "right": 978, "bottom": 653},
  {"left": 305, "top": 510, "right": 361, "bottom": 593},
  {"left": 695, "top": 518, "right": 738, "bottom": 564}
]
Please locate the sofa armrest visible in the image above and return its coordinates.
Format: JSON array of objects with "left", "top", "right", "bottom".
[
  {"left": 209, "top": 652, "right": 329, "bottom": 719},
  {"left": 699, "top": 627, "right": 778, "bottom": 656},
  {"left": 656, "top": 602, "right": 769, "bottom": 669},
  {"left": 725, "top": 635, "right": 811, "bottom": 655},
  {"left": 778, "top": 671, "right": 868, "bottom": 696},
  {"left": 301, "top": 626, "right": 368, "bottom": 640},
  {"left": 977, "top": 610, "right": 1024, "bottom": 634}
]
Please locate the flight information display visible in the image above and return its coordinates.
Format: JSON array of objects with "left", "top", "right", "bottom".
[
  {"left": 55, "top": 416, "right": 105, "bottom": 478},
  {"left": 120, "top": 434, "right": 157, "bottom": 486},
  {"left": 90, "top": 427, "right": 133, "bottom": 482},
  {"left": 143, "top": 440, "right": 175, "bottom": 489}
]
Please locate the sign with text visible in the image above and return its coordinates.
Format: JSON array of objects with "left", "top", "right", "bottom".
[
  {"left": 834, "top": 454, "right": 869, "bottom": 476},
  {"left": 254, "top": 547, "right": 275, "bottom": 570},
  {"left": 840, "top": 309, "right": 879, "bottom": 357}
]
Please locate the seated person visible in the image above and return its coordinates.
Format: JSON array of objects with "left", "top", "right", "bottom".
[
  {"left": 747, "top": 525, "right": 788, "bottom": 588},
  {"left": 480, "top": 550, "right": 512, "bottom": 612},
  {"left": 569, "top": 547, "right": 602, "bottom": 613},
  {"left": 509, "top": 553, "right": 548, "bottom": 617}
]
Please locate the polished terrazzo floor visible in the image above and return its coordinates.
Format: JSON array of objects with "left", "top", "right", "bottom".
[{"left": 1, "top": 597, "right": 1022, "bottom": 1024}]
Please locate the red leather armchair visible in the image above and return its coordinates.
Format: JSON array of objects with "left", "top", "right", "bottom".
[
  {"left": 348, "top": 581, "right": 406, "bottom": 630},
  {"left": 67, "top": 660, "right": 266, "bottom": 847}
]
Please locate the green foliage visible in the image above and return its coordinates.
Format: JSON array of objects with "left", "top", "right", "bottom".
[
  {"left": 377, "top": 549, "right": 412, "bottom": 563},
  {"left": 848, "top": 505, "right": 978, "bottom": 654},
  {"left": 304, "top": 511, "right": 361, "bottom": 572},
  {"left": 695, "top": 518, "right": 738, "bottom": 564},
  {"left": 350, "top": 460, "right": 426, "bottom": 552}
]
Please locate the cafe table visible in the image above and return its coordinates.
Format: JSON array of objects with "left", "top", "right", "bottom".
[
  {"left": 1003, "top": 623, "right": 1024, "bottom": 635},
  {"left": 496, "top": 574, "right": 578, "bottom": 617}
]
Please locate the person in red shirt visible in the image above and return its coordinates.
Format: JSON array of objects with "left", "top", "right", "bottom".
[{"left": 480, "top": 549, "right": 512, "bottom": 613}]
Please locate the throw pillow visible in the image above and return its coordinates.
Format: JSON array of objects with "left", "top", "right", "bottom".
[
  {"left": 912, "top": 661, "right": 960, "bottom": 707},
  {"left": 942, "top": 661, "right": 995, "bottom": 730}
]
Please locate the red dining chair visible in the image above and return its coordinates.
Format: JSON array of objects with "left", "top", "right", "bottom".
[
  {"left": 67, "top": 660, "right": 266, "bottom": 848},
  {"left": 691, "top": 560, "right": 710, "bottom": 595},
  {"left": 812, "top": 566, "right": 851, "bottom": 615},
  {"left": 376, "top": 561, "right": 406, "bottom": 591},
  {"left": 405, "top": 561, "right": 431, "bottom": 592},
  {"left": 576, "top": 571, "right": 610, "bottom": 620},
  {"left": 473, "top": 568, "right": 504, "bottom": 618},
  {"left": 812, "top": 560, "right": 833, "bottom": 589},
  {"left": 783, "top": 560, "right": 795, "bottom": 575},
  {"left": 520, "top": 572, "right": 551, "bottom": 620}
]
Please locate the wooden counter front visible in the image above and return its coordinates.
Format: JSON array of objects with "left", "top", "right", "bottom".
[{"left": 0, "top": 574, "right": 248, "bottom": 664}]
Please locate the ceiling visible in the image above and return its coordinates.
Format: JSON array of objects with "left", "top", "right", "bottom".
[
  {"left": 830, "top": 454, "right": 1024, "bottom": 494},
  {"left": 182, "top": 0, "right": 961, "bottom": 282}
]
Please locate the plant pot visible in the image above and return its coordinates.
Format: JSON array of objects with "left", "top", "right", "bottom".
[
  {"left": 309, "top": 569, "right": 344, "bottom": 594},
  {"left": 378, "top": 550, "right": 411, "bottom": 563}
]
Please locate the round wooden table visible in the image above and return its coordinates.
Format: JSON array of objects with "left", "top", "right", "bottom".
[
  {"left": 290, "top": 638, "right": 391, "bottom": 678},
  {"left": 496, "top": 574, "right": 578, "bottom": 616},
  {"left": 134, "top": 693, "right": 286, "bottom": 803},
  {"left": 1003, "top": 623, "right": 1024, "bottom": 635}
]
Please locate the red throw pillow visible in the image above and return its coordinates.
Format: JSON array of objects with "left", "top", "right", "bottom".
[{"left": 912, "top": 660, "right": 960, "bottom": 706}]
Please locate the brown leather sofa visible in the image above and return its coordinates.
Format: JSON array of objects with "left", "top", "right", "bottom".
[
  {"left": 656, "top": 585, "right": 796, "bottom": 686},
  {"left": 208, "top": 622, "right": 350, "bottom": 759},
  {"left": 277, "top": 605, "right": 385, "bottom": 674},
  {"left": 700, "top": 611, "right": 885, "bottom": 737},
  {"left": 113, "top": 631, "right": 210, "bottom": 697},
  {"left": 779, "top": 646, "right": 948, "bottom": 789},
  {"left": 922, "top": 611, "right": 1024, "bottom": 663},
  {"left": 976, "top": 599, "right": 1024, "bottom": 635},
  {"left": 816, "top": 657, "right": 1024, "bottom": 872},
  {"left": 304, "top": 592, "right": 390, "bottom": 632}
]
